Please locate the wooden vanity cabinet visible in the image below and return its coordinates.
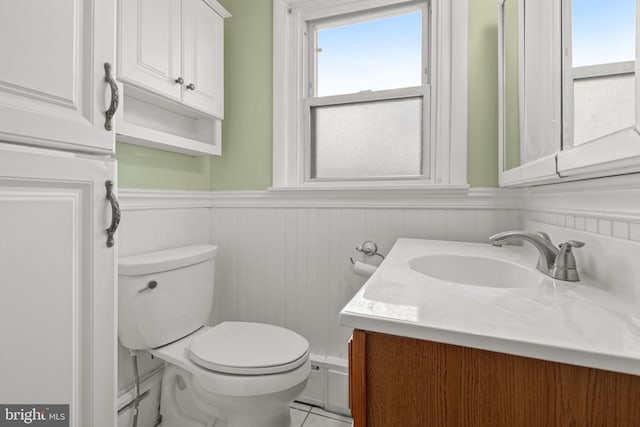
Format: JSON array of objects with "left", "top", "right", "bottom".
[{"left": 348, "top": 329, "right": 640, "bottom": 427}]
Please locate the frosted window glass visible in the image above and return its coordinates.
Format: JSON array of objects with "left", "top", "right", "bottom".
[
  {"left": 310, "top": 97, "right": 423, "bottom": 179},
  {"left": 573, "top": 74, "right": 635, "bottom": 145},
  {"left": 317, "top": 12, "right": 422, "bottom": 97}
]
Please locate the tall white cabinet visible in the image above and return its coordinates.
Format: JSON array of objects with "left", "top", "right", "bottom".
[
  {"left": 0, "top": 0, "right": 117, "bottom": 154},
  {"left": 0, "top": 144, "right": 117, "bottom": 427},
  {"left": 0, "top": 0, "right": 228, "bottom": 424},
  {"left": 0, "top": 0, "right": 118, "bottom": 425}
]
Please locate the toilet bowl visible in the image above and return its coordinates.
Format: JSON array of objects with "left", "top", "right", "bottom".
[
  {"left": 118, "top": 245, "right": 311, "bottom": 427},
  {"left": 152, "top": 324, "right": 310, "bottom": 427}
]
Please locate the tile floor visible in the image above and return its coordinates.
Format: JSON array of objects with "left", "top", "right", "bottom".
[{"left": 289, "top": 401, "right": 353, "bottom": 427}]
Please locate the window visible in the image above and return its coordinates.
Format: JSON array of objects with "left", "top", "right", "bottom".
[
  {"left": 306, "top": 6, "right": 429, "bottom": 181},
  {"left": 273, "top": 0, "right": 468, "bottom": 189}
]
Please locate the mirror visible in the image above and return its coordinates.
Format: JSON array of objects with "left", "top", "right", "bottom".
[
  {"left": 499, "top": 0, "right": 640, "bottom": 185},
  {"left": 499, "top": 0, "right": 562, "bottom": 176}
]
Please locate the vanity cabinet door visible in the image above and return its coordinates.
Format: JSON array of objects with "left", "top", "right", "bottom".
[
  {"left": 181, "top": 0, "right": 225, "bottom": 119},
  {"left": 0, "top": 144, "right": 117, "bottom": 427},
  {"left": 349, "top": 331, "right": 367, "bottom": 427},
  {"left": 350, "top": 330, "right": 640, "bottom": 427},
  {"left": 0, "top": 0, "right": 116, "bottom": 154},
  {"left": 118, "top": 0, "right": 182, "bottom": 102}
]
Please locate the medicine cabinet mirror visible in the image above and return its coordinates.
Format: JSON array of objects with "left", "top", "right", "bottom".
[{"left": 498, "top": 0, "right": 640, "bottom": 186}]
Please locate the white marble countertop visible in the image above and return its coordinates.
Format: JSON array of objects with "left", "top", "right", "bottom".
[{"left": 339, "top": 238, "right": 640, "bottom": 375}]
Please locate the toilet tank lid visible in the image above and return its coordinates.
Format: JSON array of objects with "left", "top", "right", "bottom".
[{"left": 119, "top": 245, "right": 218, "bottom": 276}]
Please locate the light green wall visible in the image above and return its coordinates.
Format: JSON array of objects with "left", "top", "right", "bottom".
[
  {"left": 209, "top": 0, "right": 273, "bottom": 190},
  {"left": 116, "top": 142, "right": 210, "bottom": 191},
  {"left": 117, "top": 0, "right": 500, "bottom": 190},
  {"left": 467, "top": 0, "right": 499, "bottom": 187}
]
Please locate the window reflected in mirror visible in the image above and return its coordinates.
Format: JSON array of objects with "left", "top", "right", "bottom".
[{"left": 565, "top": 0, "right": 636, "bottom": 147}]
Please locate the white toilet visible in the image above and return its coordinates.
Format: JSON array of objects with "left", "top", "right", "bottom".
[{"left": 118, "top": 245, "right": 311, "bottom": 427}]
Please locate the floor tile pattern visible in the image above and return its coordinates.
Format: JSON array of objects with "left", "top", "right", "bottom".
[{"left": 289, "top": 402, "right": 352, "bottom": 427}]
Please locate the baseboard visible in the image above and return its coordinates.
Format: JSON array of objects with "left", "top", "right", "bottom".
[
  {"left": 117, "top": 368, "right": 164, "bottom": 427},
  {"left": 297, "top": 354, "right": 350, "bottom": 416}
]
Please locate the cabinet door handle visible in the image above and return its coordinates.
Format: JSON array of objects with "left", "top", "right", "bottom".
[
  {"left": 104, "top": 63, "right": 119, "bottom": 131},
  {"left": 106, "top": 180, "right": 121, "bottom": 248},
  {"left": 175, "top": 77, "right": 184, "bottom": 85},
  {"left": 186, "top": 83, "right": 196, "bottom": 91}
]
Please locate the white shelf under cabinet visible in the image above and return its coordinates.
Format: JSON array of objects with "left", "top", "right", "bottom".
[
  {"left": 117, "top": 120, "right": 221, "bottom": 156},
  {"left": 116, "top": 84, "right": 222, "bottom": 156}
]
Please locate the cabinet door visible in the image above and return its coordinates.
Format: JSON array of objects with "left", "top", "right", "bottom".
[
  {"left": 182, "top": 0, "right": 224, "bottom": 118},
  {"left": 118, "top": 0, "right": 182, "bottom": 102},
  {"left": 0, "top": 0, "right": 116, "bottom": 154},
  {"left": 0, "top": 144, "right": 117, "bottom": 427}
]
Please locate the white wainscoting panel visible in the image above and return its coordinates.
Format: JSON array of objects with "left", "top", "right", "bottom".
[
  {"left": 209, "top": 206, "right": 521, "bottom": 361},
  {"left": 118, "top": 207, "right": 211, "bottom": 257},
  {"left": 115, "top": 188, "right": 521, "bottom": 413}
]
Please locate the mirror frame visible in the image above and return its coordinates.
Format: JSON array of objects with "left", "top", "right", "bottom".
[{"left": 498, "top": 0, "right": 640, "bottom": 187}]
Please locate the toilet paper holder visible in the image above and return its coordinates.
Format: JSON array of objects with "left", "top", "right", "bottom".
[{"left": 349, "top": 240, "right": 385, "bottom": 265}]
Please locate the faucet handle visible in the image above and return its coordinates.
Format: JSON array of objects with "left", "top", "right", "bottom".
[
  {"left": 553, "top": 240, "right": 585, "bottom": 281},
  {"left": 563, "top": 240, "right": 585, "bottom": 249}
]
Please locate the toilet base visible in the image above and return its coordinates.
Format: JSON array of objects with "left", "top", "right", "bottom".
[{"left": 159, "top": 365, "right": 306, "bottom": 427}]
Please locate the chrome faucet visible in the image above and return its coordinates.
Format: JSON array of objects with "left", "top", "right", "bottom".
[{"left": 489, "top": 231, "right": 585, "bottom": 282}]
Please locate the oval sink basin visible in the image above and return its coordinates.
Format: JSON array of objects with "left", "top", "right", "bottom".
[{"left": 408, "top": 254, "right": 543, "bottom": 288}]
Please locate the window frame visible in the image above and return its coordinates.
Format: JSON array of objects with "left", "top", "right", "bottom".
[
  {"left": 305, "top": 3, "right": 430, "bottom": 183},
  {"left": 272, "top": 0, "right": 468, "bottom": 189}
]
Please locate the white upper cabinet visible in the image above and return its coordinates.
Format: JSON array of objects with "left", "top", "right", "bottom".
[
  {"left": 0, "top": 0, "right": 116, "bottom": 154},
  {"left": 119, "top": 0, "right": 182, "bottom": 102},
  {"left": 116, "top": 0, "right": 229, "bottom": 156},
  {"left": 182, "top": 0, "right": 225, "bottom": 118}
]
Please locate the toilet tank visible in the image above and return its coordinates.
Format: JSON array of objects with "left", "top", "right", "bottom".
[{"left": 118, "top": 245, "right": 218, "bottom": 350}]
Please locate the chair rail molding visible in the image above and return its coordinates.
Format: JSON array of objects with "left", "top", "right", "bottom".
[
  {"left": 524, "top": 174, "right": 640, "bottom": 223},
  {"left": 118, "top": 187, "right": 524, "bottom": 210}
]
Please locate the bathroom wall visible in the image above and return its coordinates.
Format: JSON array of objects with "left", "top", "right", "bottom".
[
  {"left": 116, "top": 0, "right": 501, "bottom": 190},
  {"left": 114, "top": 189, "right": 520, "bottom": 412},
  {"left": 207, "top": 192, "right": 521, "bottom": 361}
]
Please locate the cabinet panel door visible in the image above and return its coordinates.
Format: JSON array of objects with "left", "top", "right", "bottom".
[
  {"left": 182, "top": 0, "right": 224, "bottom": 118},
  {"left": 118, "top": 0, "right": 182, "bottom": 102},
  {"left": 0, "top": 0, "right": 116, "bottom": 154},
  {"left": 0, "top": 144, "right": 117, "bottom": 427}
]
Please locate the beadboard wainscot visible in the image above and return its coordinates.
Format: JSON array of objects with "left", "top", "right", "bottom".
[
  {"left": 115, "top": 187, "right": 522, "bottom": 415},
  {"left": 523, "top": 174, "right": 640, "bottom": 300},
  {"left": 206, "top": 187, "right": 522, "bottom": 413}
]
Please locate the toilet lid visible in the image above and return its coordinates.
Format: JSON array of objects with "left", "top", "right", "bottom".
[{"left": 188, "top": 322, "right": 310, "bottom": 375}]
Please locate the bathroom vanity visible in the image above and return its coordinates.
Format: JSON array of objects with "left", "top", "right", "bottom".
[{"left": 340, "top": 238, "right": 640, "bottom": 427}]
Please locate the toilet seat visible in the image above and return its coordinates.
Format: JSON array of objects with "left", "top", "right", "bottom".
[{"left": 188, "top": 322, "right": 310, "bottom": 375}]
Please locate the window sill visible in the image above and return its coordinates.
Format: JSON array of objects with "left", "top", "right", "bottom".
[{"left": 268, "top": 184, "right": 470, "bottom": 193}]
